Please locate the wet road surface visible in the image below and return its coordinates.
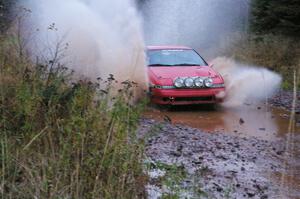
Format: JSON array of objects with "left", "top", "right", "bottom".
[
  {"left": 143, "top": 103, "right": 300, "bottom": 198},
  {"left": 144, "top": 103, "right": 299, "bottom": 141}
]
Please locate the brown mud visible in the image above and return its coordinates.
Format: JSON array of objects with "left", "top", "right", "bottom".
[
  {"left": 140, "top": 90, "right": 299, "bottom": 198},
  {"left": 143, "top": 103, "right": 299, "bottom": 141}
]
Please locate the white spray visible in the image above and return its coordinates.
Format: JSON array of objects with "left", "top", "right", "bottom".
[
  {"left": 20, "top": 0, "right": 147, "bottom": 92},
  {"left": 212, "top": 57, "right": 282, "bottom": 107},
  {"left": 141, "top": 0, "right": 251, "bottom": 56},
  {"left": 141, "top": 0, "right": 281, "bottom": 106}
]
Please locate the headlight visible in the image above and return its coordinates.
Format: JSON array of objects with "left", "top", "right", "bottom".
[
  {"left": 194, "top": 77, "right": 204, "bottom": 87},
  {"left": 204, "top": 78, "right": 213, "bottom": 87},
  {"left": 174, "top": 78, "right": 184, "bottom": 88},
  {"left": 184, "top": 78, "right": 194, "bottom": 87}
]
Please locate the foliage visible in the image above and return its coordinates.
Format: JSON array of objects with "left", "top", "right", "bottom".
[
  {"left": 146, "top": 161, "right": 209, "bottom": 198},
  {"left": 0, "top": 0, "right": 16, "bottom": 33},
  {"left": 251, "top": 0, "right": 300, "bottom": 38},
  {"left": 0, "top": 34, "right": 147, "bottom": 198},
  {"left": 223, "top": 33, "right": 300, "bottom": 88}
]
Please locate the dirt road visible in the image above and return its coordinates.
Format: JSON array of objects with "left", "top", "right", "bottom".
[{"left": 139, "top": 90, "right": 300, "bottom": 198}]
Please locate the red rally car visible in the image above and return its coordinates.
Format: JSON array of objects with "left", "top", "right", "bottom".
[{"left": 147, "top": 46, "right": 226, "bottom": 105}]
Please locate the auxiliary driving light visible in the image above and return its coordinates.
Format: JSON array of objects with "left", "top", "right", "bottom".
[
  {"left": 204, "top": 78, "right": 213, "bottom": 87},
  {"left": 184, "top": 78, "right": 194, "bottom": 87},
  {"left": 194, "top": 77, "right": 204, "bottom": 87},
  {"left": 174, "top": 78, "right": 184, "bottom": 88}
]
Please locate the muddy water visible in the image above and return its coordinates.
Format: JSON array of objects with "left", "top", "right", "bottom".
[
  {"left": 144, "top": 104, "right": 299, "bottom": 140},
  {"left": 143, "top": 103, "right": 300, "bottom": 197}
]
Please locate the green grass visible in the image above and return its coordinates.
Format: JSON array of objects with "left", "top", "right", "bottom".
[
  {"left": 0, "top": 34, "right": 147, "bottom": 198},
  {"left": 146, "top": 161, "right": 209, "bottom": 198}
]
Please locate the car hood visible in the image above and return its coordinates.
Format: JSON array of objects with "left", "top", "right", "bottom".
[{"left": 148, "top": 66, "right": 218, "bottom": 79}]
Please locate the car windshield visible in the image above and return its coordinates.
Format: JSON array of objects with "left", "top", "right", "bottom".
[{"left": 147, "top": 49, "right": 207, "bottom": 66}]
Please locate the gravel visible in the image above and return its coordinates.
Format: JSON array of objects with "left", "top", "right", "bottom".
[
  {"left": 139, "top": 90, "right": 300, "bottom": 199},
  {"left": 269, "top": 90, "right": 300, "bottom": 112},
  {"left": 139, "top": 119, "right": 299, "bottom": 199}
]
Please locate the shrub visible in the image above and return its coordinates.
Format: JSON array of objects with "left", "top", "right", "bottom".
[
  {"left": 222, "top": 33, "right": 300, "bottom": 88},
  {"left": 0, "top": 34, "right": 147, "bottom": 198}
]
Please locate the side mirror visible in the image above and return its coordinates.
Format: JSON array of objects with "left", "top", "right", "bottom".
[{"left": 209, "top": 63, "right": 214, "bottom": 68}]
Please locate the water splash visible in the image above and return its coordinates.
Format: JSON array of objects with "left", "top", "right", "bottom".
[
  {"left": 20, "top": 0, "right": 147, "bottom": 91},
  {"left": 140, "top": 0, "right": 251, "bottom": 57},
  {"left": 139, "top": 0, "right": 282, "bottom": 106},
  {"left": 212, "top": 57, "right": 282, "bottom": 107}
]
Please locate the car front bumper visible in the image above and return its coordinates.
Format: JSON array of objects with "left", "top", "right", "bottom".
[{"left": 150, "top": 87, "right": 226, "bottom": 105}]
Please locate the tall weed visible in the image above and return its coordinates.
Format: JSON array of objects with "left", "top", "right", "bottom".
[{"left": 0, "top": 34, "right": 146, "bottom": 199}]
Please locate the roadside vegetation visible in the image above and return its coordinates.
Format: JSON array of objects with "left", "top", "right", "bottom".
[
  {"left": 145, "top": 159, "right": 210, "bottom": 199},
  {"left": 0, "top": 0, "right": 16, "bottom": 33},
  {"left": 218, "top": 0, "right": 300, "bottom": 89},
  {"left": 222, "top": 33, "right": 300, "bottom": 89},
  {"left": 0, "top": 31, "right": 147, "bottom": 198},
  {"left": 222, "top": 0, "right": 300, "bottom": 89}
]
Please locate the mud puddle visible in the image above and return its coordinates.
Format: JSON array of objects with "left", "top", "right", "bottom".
[
  {"left": 142, "top": 103, "right": 300, "bottom": 198},
  {"left": 143, "top": 103, "right": 299, "bottom": 141}
]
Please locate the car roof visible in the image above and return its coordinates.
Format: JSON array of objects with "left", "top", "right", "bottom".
[{"left": 147, "top": 45, "right": 192, "bottom": 50}]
